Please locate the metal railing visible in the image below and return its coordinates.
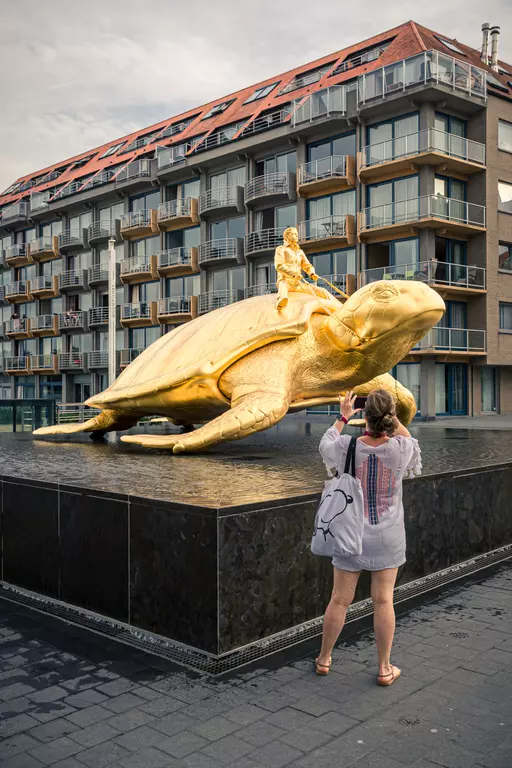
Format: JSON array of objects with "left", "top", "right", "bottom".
[
  {"left": 280, "top": 65, "right": 332, "bottom": 94},
  {"left": 333, "top": 46, "right": 387, "bottom": 75},
  {"left": 31, "top": 276, "right": 56, "bottom": 293},
  {"left": 198, "top": 238, "right": 243, "bottom": 264},
  {"left": 245, "top": 172, "right": 293, "bottom": 203},
  {"left": 245, "top": 228, "right": 284, "bottom": 256},
  {"left": 161, "top": 118, "right": 194, "bottom": 139},
  {"left": 121, "top": 134, "right": 159, "bottom": 154},
  {"left": 239, "top": 107, "right": 291, "bottom": 138},
  {"left": 30, "top": 190, "right": 52, "bottom": 212},
  {"left": 120, "top": 302, "right": 152, "bottom": 321},
  {"left": 298, "top": 155, "right": 348, "bottom": 186},
  {"left": 1, "top": 201, "right": 29, "bottom": 222},
  {"left": 158, "top": 296, "right": 192, "bottom": 315},
  {"left": 88, "top": 350, "right": 109, "bottom": 368},
  {"left": 88, "top": 264, "right": 108, "bottom": 284},
  {"left": 5, "top": 318, "right": 30, "bottom": 334},
  {"left": 190, "top": 125, "right": 244, "bottom": 154},
  {"left": 361, "top": 261, "right": 486, "bottom": 289},
  {"left": 244, "top": 283, "right": 277, "bottom": 298},
  {"left": 116, "top": 158, "right": 151, "bottom": 184},
  {"left": 59, "top": 270, "right": 85, "bottom": 290},
  {"left": 51, "top": 179, "right": 90, "bottom": 201},
  {"left": 298, "top": 214, "right": 348, "bottom": 242},
  {"left": 120, "top": 348, "right": 144, "bottom": 366},
  {"left": 31, "top": 315, "right": 56, "bottom": 332},
  {"left": 120, "top": 255, "right": 154, "bottom": 276},
  {"left": 156, "top": 141, "right": 191, "bottom": 169},
  {"left": 158, "top": 198, "right": 194, "bottom": 221},
  {"left": 29, "top": 236, "right": 55, "bottom": 255},
  {"left": 359, "top": 195, "right": 486, "bottom": 231},
  {"left": 357, "top": 50, "right": 487, "bottom": 106},
  {"left": 293, "top": 84, "right": 347, "bottom": 125},
  {"left": 59, "top": 353, "right": 87, "bottom": 370},
  {"left": 57, "top": 403, "right": 101, "bottom": 424},
  {"left": 58, "top": 310, "right": 86, "bottom": 330},
  {"left": 414, "top": 327, "right": 486, "bottom": 352},
  {"left": 198, "top": 289, "right": 243, "bottom": 314},
  {"left": 0, "top": 286, "right": 5, "bottom": 302},
  {"left": 310, "top": 273, "right": 349, "bottom": 296},
  {"left": 5, "top": 281, "right": 29, "bottom": 297},
  {"left": 58, "top": 229, "right": 84, "bottom": 250},
  {"left": 360, "top": 128, "right": 486, "bottom": 169},
  {"left": 158, "top": 248, "right": 193, "bottom": 269},
  {"left": 81, "top": 169, "right": 117, "bottom": 192},
  {"left": 199, "top": 186, "right": 241, "bottom": 215},
  {"left": 5, "top": 244, "right": 27, "bottom": 261},
  {"left": 88, "top": 306, "right": 109, "bottom": 325},
  {"left": 120, "top": 210, "right": 152, "bottom": 229},
  {"left": 31, "top": 355, "right": 57, "bottom": 370},
  {"left": 5, "top": 356, "right": 30, "bottom": 372},
  {"left": 88, "top": 221, "right": 117, "bottom": 241}
]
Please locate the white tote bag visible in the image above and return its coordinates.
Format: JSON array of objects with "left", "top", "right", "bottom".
[{"left": 311, "top": 436, "right": 364, "bottom": 557}]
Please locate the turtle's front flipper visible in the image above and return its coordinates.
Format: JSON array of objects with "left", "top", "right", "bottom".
[
  {"left": 349, "top": 373, "right": 417, "bottom": 425},
  {"left": 33, "top": 409, "right": 143, "bottom": 437},
  {"left": 121, "top": 392, "right": 289, "bottom": 453}
]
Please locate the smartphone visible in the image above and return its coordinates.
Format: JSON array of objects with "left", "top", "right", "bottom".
[{"left": 354, "top": 396, "right": 367, "bottom": 410}]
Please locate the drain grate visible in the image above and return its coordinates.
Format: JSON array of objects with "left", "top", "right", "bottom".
[
  {"left": 449, "top": 631, "right": 470, "bottom": 638},
  {"left": 0, "top": 543, "right": 511, "bottom": 676},
  {"left": 399, "top": 718, "right": 421, "bottom": 727}
]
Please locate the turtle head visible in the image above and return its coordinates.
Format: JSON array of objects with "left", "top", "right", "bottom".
[{"left": 326, "top": 280, "right": 445, "bottom": 366}]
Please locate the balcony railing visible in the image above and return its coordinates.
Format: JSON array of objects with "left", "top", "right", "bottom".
[
  {"left": 59, "top": 353, "right": 87, "bottom": 370},
  {"left": 120, "top": 210, "right": 159, "bottom": 237},
  {"left": 5, "top": 318, "right": 30, "bottom": 335},
  {"left": 120, "top": 348, "right": 144, "bottom": 367},
  {"left": 157, "top": 296, "right": 193, "bottom": 315},
  {"left": 59, "top": 270, "right": 86, "bottom": 290},
  {"left": 158, "top": 247, "right": 194, "bottom": 270},
  {"left": 361, "top": 261, "right": 486, "bottom": 290},
  {"left": 292, "top": 84, "right": 348, "bottom": 125},
  {"left": 58, "top": 229, "right": 85, "bottom": 251},
  {"left": 239, "top": 107, "right": 291, "bottom": 138},
  {"left": 357, "top": 50, "right": 487, "bottom": 106},
  {"left": 120, "top": 255, "right": 154, "bottom": 277},
  {"left": 359, "top": 196, "right": 486, "bottom": 231},
  {"left": 88, "top": 350, "right": 109, "bottom": 368},
  {"left": 414, "top": 327, "right": 486, "bottom": 353},
  {"left": 360, "top": 128, "right": 486, "bottom": 169},
  {"left": 58, "top": 310, "right": 86, "bottom": 331},
  {"left": 245, "top": 228, "right": 284, "bottom": 257},
  {"left": 28, "top": 236, "right": 59, "bottom": 259},
  {"left": 29, "top": 190, "right": 52, "bottom": 212},
  {"left": 30, "top": 276, "right": 59, "bottom": 295},
  {"left": 0, "top": 286, "right": 5, "bottom": 302},
  {"left": 298, "top": 214, "right": 349, "bottom": 242},
  {"left": 88, "top": 264, "right": 108, "bottom": 284},
  {"left": 31, "top": 315, "right": 57, "bottom": 333},
  {"left": 5, "top": 356, "right": 30, "bottom": 372},
  {"left": 198, "top": 186, "right": 243, "bottom": 216},
  {"left": 88, "top": 221, "right": 118, "bottom": 242},
  {"left": 245, "top": 172, "right": 294, "bottom": 204},
  {"left": 198, "top": 289, "right": 243, "bottom": 314},
  {"left": 311, "top": 273, "right": 351, "bottom": 296},
  {"left": 156, "top": 141, "right": 191, "bottom": 169},
  {"left": 31, "top": 355, "right": 58, "bottom": 371},
  {"left": 5, "top": 244, "right": 30, "bottom": 265},
  {"left": 56, "top": 403, "right": 101, "bottom": 424},
  {"left": 1, "top": 201, "right": 29, "bottom": 223},
  {"left": 88, "top": 307, "right": 109, "bottom": 326},
  {"left": 120, "top": 302, "right": 153, "bottom": 321},
  {"left": 280, "top": 65, "right": 332, "bottom": 94},
  {"left": 115, "top": 158, "right": 151, "bottom": 184},
  {"left": 198, "top": 238, "right": 243, "bottom": 265},
  {"left": 5, "top": 281, "right": 30, "bottom": 298},
  {"left": 244, "top": 283, "right": 277, "bottom": 298},
  {"left": 298, "top": 155, "right": 353, "bottom": 187}
]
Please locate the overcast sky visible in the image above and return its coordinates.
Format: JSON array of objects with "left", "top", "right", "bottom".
[{"left": 1, "top": 0, "right": 510, "bottom": 193}]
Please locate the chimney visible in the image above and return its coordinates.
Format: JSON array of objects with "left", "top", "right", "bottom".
[
  {"left": 481, "top": 22, "right": 490, "bottom": 65},
  {"left": 490, "top": 25, "right": 500, "bottom": 71}
]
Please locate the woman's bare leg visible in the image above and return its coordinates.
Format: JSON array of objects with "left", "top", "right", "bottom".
[
  {"left": 317, "top": 568, "right": 360, "bottom": 666},
  {"left": 371, "top": 568, "right": 399, "bottom": 677}
]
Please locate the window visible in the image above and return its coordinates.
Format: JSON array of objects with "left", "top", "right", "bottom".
[
  {"left": 498, "top": 121, "right": 512, "bottom": 153},
  {"left": 202, "top": 100, "right": 235, "bottom": 120},
  {"left": 257, "top": 150, "right": 296, "bottom": 176},
  {"left": 244, "top": 82, "right": 279, "bottom": 104},
  {"left": 498, "top": 181, "right": 512, "bottom": 214},
  {"left": 209, "top": 167, "right": 246, "bottom": 189},
  {"left": 499, "top": 242, "right": 512, "bottom": 271},
  {"left": 307, "top": 190, "right": 356, "bottom": 219},
  {"left": 434, "top": 37, "right": 465, "bottom": 55},
  {"left": 481, "top": 367, "right": 498, "bottom": 412},
  {"left": 393, "top": 363, "right": 420, "bottom": 414},
  {"left": 100, "top": 142, "right": 126, "bottom": 159},
  {"left": 165, "top": 275, "right": 199, "bottom": 298},
  {"left": 211, "top": 267, "right": 244, "bottom": 292},
  {"left": 210, "top": 216, "right": 245, "bottom": 240},
  {"left": 308, "top": 132, "right": 356, "bottom": 162},
  {"left": 499, "top": 302, "right": 512, "bottom": 331},
  {"left": 310, "top": 248, "right": 356, "bottom": 277},
  {"left": 487, "top": 74, "right": 509, "bottom": 93},
  {"left": 72, "top": 154, "right": 95, "bottom": 169},
  {"left": 366, "top": 239, "right": 419, "bottom": 276}
]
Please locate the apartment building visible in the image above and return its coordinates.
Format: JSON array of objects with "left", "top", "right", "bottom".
[{"left": 1, "top": 20, "right": 512, "bottom": 420}]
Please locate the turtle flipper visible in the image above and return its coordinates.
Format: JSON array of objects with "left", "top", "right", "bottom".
[
  {"left": 121, "top": 391, "right": 289, "bottom": 453},
  {"left": 347, "top": 373, "right": 417, "bottom": 425},
  {"left": 33, "top": 409, "right": 142, "bottom": 437}
]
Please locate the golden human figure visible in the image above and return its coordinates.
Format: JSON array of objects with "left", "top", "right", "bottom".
[{"left": 274, "top": 226, "right": 332, "bottom": 309}]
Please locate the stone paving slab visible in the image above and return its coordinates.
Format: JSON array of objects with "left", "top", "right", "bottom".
[{"left": 0, "top": 564, "right": 511, "bottom": 768}]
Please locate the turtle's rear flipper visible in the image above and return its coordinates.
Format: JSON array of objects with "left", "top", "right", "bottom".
[{"left": 33, "top": 409, "right": 142, "bottom": 437}]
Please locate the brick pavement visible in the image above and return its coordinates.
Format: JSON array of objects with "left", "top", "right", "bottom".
[{"left": 0, "top": 564, "right": 511, "bottom": 768}]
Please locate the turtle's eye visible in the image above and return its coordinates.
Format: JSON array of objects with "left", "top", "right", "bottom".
[{"left": 371, "top": 284, "right": 400, "bottom": 303}]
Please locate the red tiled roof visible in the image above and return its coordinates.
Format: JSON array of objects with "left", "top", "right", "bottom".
[{"left": 1, "top": 20, "right": 510, "bottom": 208}]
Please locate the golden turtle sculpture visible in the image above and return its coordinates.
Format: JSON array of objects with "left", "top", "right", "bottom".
[{"left": 34, "top": 280, "right": 445, "bottom": 453}]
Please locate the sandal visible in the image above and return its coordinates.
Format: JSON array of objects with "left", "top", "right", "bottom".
[
  {"left": 315, "top": 657, "right": 332, "bottom": 676},
  {"left": 377, "top": 665, "right": 401, "bottom": 686}
]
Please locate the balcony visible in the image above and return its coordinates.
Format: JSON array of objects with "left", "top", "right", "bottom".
[
  {"left": 120, "top": 302, "right": 158, "bottom": 328},
  {"left": 199, "top": 238, "right": 244, "bottom": 268},
  {"left": 88, "top": 220, "right": 120, "bottom": 245},
  {"left": 120, "top": 209, "right": 159, "bottom": 240},
  {"left": 1, "top": 201, "right": 29, "bottom": 225},
  {"left": 239, "top": 107, "right": 291, "bottom": 139},
  {"left": 244, "top": 283, "right": 277, "bottom": 298},
  {"left": 30, "top": 275, "right": 60, "bottom": 299},
  {"left": 88, "top": 264, "right": 109, "bottom": 286},
  {"left": 198, "top": 289, "right": 244, "bottom": 314},
  {"left": 28, "top": 236, "right": 60, "bottom": 262},
  {"left": 115, "top": 159, "right": 152, "bottom": 191},
  {"left": 198, "top": 186, "right": 244, "bottom": 218},
  {"left": 88, "top": 306, "right": 109, "bottom": 327},
  {"left": 0, "top": 250, "right": 5, "bottom": 269},
  {"left": 59, "top": 269, "right": 88, "bottom": 292},
  {"left": 357, "top": 50, "right": 487, "bottom": 110},
  {"left": 58, "top": 229, "right": 88, "bottom": 253},
  {"left": 358, "top": 129, "right": 486, "bottom": 184},
  {"left": 157, "top": 296, "right": 198, "bottom": 324},
  {"left": 157, "top": 198, "right": 200, "bottom": 231},
  {"left": 120, "top": 348, "right": 144, "bottom": 369},
  {"left": 361, "top": 261, "right": 486, "bottom": 297},
  {"left": 5, "top": 318, "right": 32, "bottom": 340},
  {"left": 157, "top": 247, "right": 199, "bottom": 277},
  {"left": 88, "top": 350, "right": 109, "bottom": 369},
  {"left": 292, "top": 84, "right": 348, "bottom": 126},
  {"left": 4, "top": 281, "right": 32, "bottom": 303},
  {"left": 412, "top": 327, "right": 486, "bottom": 355},
  {"left": 298, "top": 214, "right": 356, "bottom": 254},
  {"left": 29, "top": 190, "right": 52, "bottom": 214},
  {"left": 31, "top": 354, "right": 59, "bottom": 374},
  {"left": 245, "top": 173, "right": 296, "bottom": 207},
  {"left": 5, "top": 244, "right": 32, "bottom": 268},
  {"left": 59, "top": 352, "right": 88, "bottom": 371},
  {"left": 245, "top": 228, "right": 284, "bottom": 258},
  {"left": 58, "top": 310, "right": 87, "bottom": 332},
  {"left": 0, "top": 286, "right": 6, "bottom": 303},
  {"left": 31, "top": 314, "right": 59, "bottom": 337},
  {"left": 5, "top": 356, "right": 31, "bottom": 375},
  {"left": 120, "top": 255, "right": 159, "bottom": 284},
  {"left": 358, "top": 196, "right": 486, "bottom": 243},
  {"left": 297, "top": 156, "right": 356, "bottom": 198}
]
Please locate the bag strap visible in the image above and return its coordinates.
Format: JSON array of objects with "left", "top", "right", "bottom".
[{"left": 343, "top": 435, "right": 357, "bottom": 478}]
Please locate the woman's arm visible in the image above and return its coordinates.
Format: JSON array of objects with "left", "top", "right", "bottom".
[
  {"left": 393, "top": 417, "right": 411, "bottom": 438},
  {"left": 333, "top": 391, "right": 358, "bottom": 434}
]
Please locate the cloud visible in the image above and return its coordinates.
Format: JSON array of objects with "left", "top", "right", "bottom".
[{"left": 0, "top": 0, "right": 510, "bottom": 192}]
